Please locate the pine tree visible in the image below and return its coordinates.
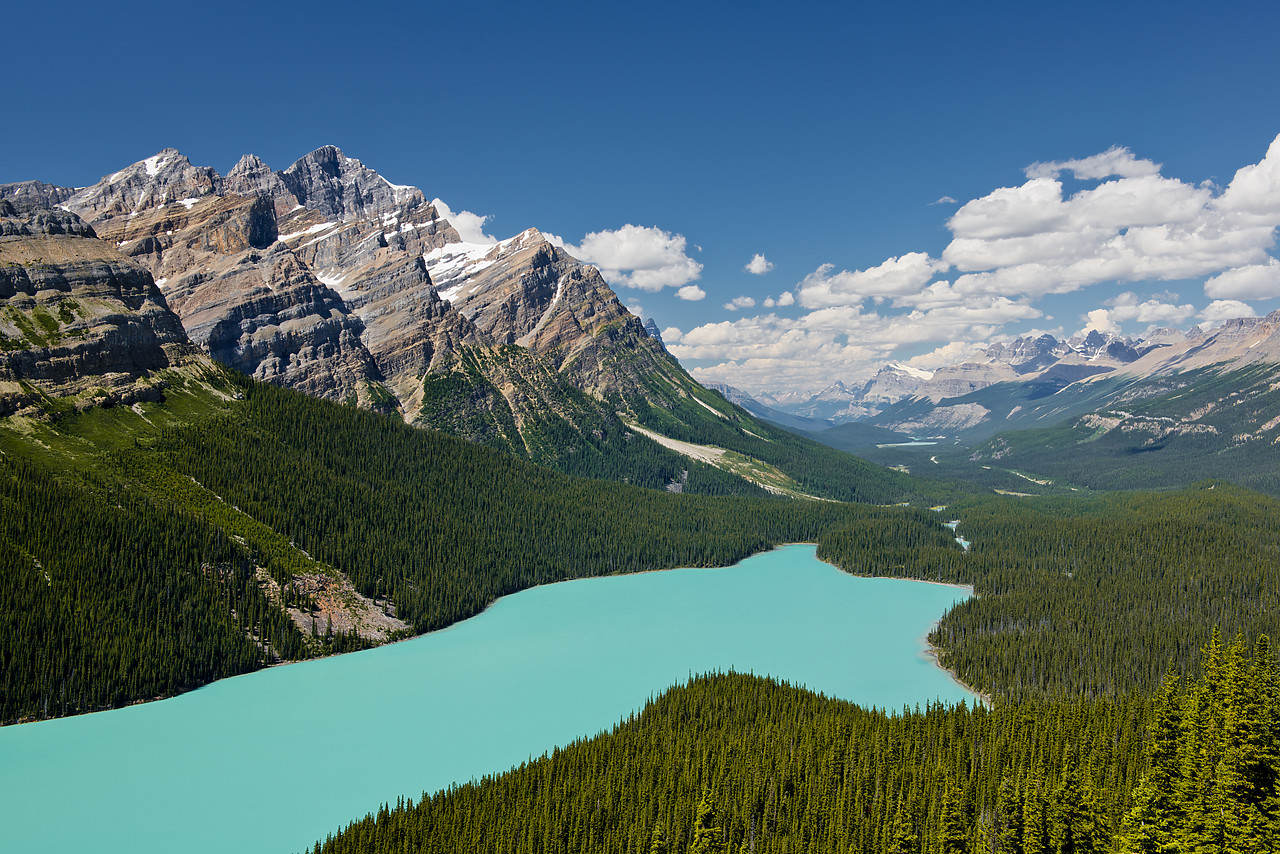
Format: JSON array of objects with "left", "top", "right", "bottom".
[
  {"left": 691, "top": 790, "right": 727, "bottom": 854},
  {"left": 1022, "top": 767, "right": 1050, "bottom": 854},
  {"left": 887, "top": 794, "right": 918, "bottom": 854},
  {"left": 649, "top": 822, "right": 669, "bottom": 854},
  {"left": 940, "top": 779, "right": 969, "bottom": 854}
]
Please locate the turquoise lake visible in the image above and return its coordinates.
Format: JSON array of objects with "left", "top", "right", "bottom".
[{"left": 0, "top": 544, "right": 974, "bottom": 854}]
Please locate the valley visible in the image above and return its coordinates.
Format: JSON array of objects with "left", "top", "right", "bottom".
[{"left": 3, "top": 144, "right": 1280, "bottom": 854}]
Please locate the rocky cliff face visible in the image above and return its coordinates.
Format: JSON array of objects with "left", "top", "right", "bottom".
[
  {"left": 0, "top": 181, "right": 78, "bottom": 214},
  {"left": 0, "top": 203, "right": 203, "bottom": 416},
  {"left": 279, "top": 146, "right": 425, "bottom": 221}
]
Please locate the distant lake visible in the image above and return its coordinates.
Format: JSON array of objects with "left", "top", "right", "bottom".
[{"left": 0, "top": 544, "right": 973, "bottom": 854}]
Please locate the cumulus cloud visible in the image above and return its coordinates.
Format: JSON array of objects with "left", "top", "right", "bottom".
[
  {"left": 745, "top": 253, "right": 775, "bottom": 275},
  {"left": 1105, "top": 291, "right": 1196, "bottom": 326},
  {"left": 1076, "top": 291, "right": 1199, "bottom": 338},
  {"left": 1024, "top": 146, "right": 1161, "bottom": 181},
  {"left": 939, "top": 162, "right": 1275, "bottom": 300},
  {"left": 432, "top": 198, "right": 497, "bottom": 245},
  {"left": 762, "top": 292, "right": 796, "bottom": 308},
  {"left": 1215, "top": 135, "right": 1280, "bottom": 222},
  {"left": 557, "top": 224, "right": 703, "bottom": 292},
  {"left": 670, "top": 299, "right": 1041, "bottom": 392},
  {"left": 905, "top": 341, "right": 989, "bottom": 370},
  {"left": 662, "top": 326, "right": 683, "bottom": 343},
  {"left": 1199, "top": 299, "right": 1258, "bottom": 325},
  {"left": 1204, "top": 259, "right": 1280, "bottom": 300},
  {"left": 724, "top": 296, "right": 757, "bottom": 311},
  {"left": 930, "top": 196, "right": 958, "bottom": 205},
  {"left": 797, "top": 253, "right": 948, "bottom": 308},
  {"left": 1081, "top": 308, "right": 1120, "bottom": 335},
  {"left": 676, "top": 284, "right": 707, "bottom": 301}
]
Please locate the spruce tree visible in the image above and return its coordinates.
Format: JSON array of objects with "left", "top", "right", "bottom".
[{"left": 691, "top": 790, "right": 727, "bottom": 854}]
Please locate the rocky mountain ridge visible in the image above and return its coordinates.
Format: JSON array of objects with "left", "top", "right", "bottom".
[
  {"left": 4, "top": 147, "right": 790, "bottom": 489},
  {"left": 861, "top": 314, "right": 1280, "bottom": 441}
]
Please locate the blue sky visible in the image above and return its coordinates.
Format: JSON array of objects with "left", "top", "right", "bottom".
[{"left": 6, "top": 0, "right": 1280, "bottom": 394}]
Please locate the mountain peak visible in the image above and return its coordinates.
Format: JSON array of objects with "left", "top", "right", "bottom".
[
  {"left": 227, "top": 153, "right": 270, "bottom": 176},
  {"left": 64, "top": 149, "right": 218, "bottom": 221},
  {"left": 222, "top": 153, "right": 290, "bottom": 205},
  {"left": 280, "top": 147, "right": 424, "bottom": 221},
  {"left": 884, "top": 362, "right": 934, "bottom": 380}
]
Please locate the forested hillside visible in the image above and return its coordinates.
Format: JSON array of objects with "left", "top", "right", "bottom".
[
  {"left": 148, "top": 379, "right": 942, "bottom": 634},
  {"left": 314, "top": 636, "right": 1280, "bottom": 854},
  {"left": 966, "top": 364, "right": 1280, "bottom": 496}
]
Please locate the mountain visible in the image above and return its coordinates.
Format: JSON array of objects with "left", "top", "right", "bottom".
[
  {"left": 863, "top": 314, "right": 1280, "bottom": 442},
  {"left": 699, "top": 381, "right": 827, "bottom": 432},
  {"left": 32, "top": 149, "right": 697, "bottom": 454},
  {"left": 3, "top": 147, "right": 921, "bottom": 503},
  {"left": 51, "top": 146, "right": 685, "bottom": 430},
  {"left": 789, "top": 381, "right": 860, "bottom": 421},
  {"left": 747, "top": 330, "right": 1177, "bottom": 435},
  {"left": 759, "top": 323, "right": 1266, "bottom": 439}
]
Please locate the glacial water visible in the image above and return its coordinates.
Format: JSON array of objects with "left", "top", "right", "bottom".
[{"left": 0, "top": 544, "right": 973, "bottom": 854}]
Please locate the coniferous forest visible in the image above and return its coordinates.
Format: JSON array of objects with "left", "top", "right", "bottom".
[{"left": 2, "top": 372, "right": 1279, "bottom": 853}]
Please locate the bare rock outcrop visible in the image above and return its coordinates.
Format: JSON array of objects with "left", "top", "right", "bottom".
[{"left": 0, "top": 205, "right": 202, "bottom": 415}]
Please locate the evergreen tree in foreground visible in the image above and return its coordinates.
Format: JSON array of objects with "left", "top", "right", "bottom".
[{"left": 1118, "top": 633, "right": 1280, "bottom": 853}]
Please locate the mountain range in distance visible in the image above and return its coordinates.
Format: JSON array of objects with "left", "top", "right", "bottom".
[{"left": 733, "top": 319, "right": 1280, "bottom": 430}]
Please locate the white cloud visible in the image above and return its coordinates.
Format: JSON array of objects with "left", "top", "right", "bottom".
[
  {"left": 776, "top": 291, "right": 795, "bottom": 306},
  {"left": 796, "top": 253, "right": 948, "bottom": 308},
  {"left": 661, "top": 326, "right": 683, "bottom": 343},
  {"left": 905, "top": 341, "right": 989, "bottom": 369},
  {"left": 930, "top": 196, "right": 958, "bottom": 205},
  {"left": 676, "top": 284, "right": 707, "bottom": 301},
  {"left": 1076, "top": 292, "right": 1197, "bottom": 338},
  {"left": 1081, "top": 308, "right": 1120, "bottom": 335},
  {"left": 556, "top": 224, "right": 703, "bottom": 292},
  {"left": 940, "top": 164, "right": 1274, "bottom": 299},
  {"left": 744, "top": 253, "right": 774, "bottom": 275},
  {"left": 1199, "top": 299, "right": 1258, "bottom": 325},
  {"left": 670, "top": 298, "right": 1040, "bottom": 391},
  {"left": 1024, "top": 146, "right": 1161, "bottom": 181},
  {"left": 948, "top": 179, "right": 1071, "bottom": 240},
  {"left": 724, "top": 296, "right": 756, "bottom": 311},
  {"left": 1204, "top": 259, "right": 1280, "bottom": 300},
  {"left": 1216, "top": 134, "right": 1280, "bottom": 222},
  {"left": 1106, "top": 291, "right": 1196, "bottom": 325},
  {"left": 432, "top": 198, "right": 497, "bottom": 245}
]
